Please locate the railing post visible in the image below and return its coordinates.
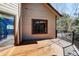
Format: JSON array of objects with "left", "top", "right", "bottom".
[
  {"left": 56, "top": 30, "right": 57, "bottom": 38},
  {"left": 72, "top": 31, "right": 75, "bottom": 45}
]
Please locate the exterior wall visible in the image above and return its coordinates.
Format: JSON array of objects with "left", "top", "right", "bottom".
[
  {"left": 0, "top": 3, "right": 20, "bottom": 45},
  {"left": 21, "top": 3, "right": 56, "bottom": 40},
  {"left": 0, "top": 3, "right": 18, "bottom": 15}
]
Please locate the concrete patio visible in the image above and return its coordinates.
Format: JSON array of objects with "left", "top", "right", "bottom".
[{"left": 0, "top": 38, "right": 78, "bottom": 56}]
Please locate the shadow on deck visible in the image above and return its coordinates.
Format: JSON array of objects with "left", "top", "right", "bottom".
[
  {"left": 20, "top": 40, "right": 38, "bottom": 45},
  {"left": 20, "top": 39, "right": 50, "bottom": 45}
]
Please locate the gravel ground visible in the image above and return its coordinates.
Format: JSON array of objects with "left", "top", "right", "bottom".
[{"left": 64, "top": 45, "right": 78, "bottom": 56}]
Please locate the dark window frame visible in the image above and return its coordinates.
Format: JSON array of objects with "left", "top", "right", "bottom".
[{"left": 32, "top": 19, "right": 48, "bottom": 34}]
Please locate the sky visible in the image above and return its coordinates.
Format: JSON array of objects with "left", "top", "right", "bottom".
[{"left": 51, "top": 3, "right": 79, "bottom": 17}]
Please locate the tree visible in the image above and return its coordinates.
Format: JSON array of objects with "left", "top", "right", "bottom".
[{"left": 57, "top": 13, "right": 74, "bottom": 32}]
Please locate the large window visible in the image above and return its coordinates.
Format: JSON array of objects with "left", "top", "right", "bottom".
[
  {"left": 32, "top": 19, "right": 48, "bottom": 34},
  {"left": 0, "top": 13, "right": 14, "bottom": 40}
]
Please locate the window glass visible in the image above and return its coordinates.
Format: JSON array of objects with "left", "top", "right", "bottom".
[
  {"left": 0, "top": 13, "right": 14, "bottom": 40},
  {"left": 32, "top": 19, "right": 48, "bottom": 34}
]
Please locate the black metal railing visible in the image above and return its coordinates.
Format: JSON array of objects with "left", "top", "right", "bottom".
[{"left": 57, "top": 30, "right": 79, "bottom": 50}]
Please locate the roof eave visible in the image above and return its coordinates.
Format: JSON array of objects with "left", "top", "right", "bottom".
[{"left": 47, "top": 3, "right": 62, "bottom": 17}]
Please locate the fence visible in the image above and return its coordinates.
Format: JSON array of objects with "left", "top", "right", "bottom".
[{"left": 57, "top": 30, "right": 79, "bottom": 46}]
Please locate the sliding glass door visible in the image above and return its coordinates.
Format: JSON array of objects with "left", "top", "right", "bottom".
[{"left": 0, "top": 13, "right": 14, "bottom": 48}]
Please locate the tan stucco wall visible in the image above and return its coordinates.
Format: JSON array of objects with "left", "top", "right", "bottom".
[{"left": 21, "top": 3, "right": 56, "bottom": 40}]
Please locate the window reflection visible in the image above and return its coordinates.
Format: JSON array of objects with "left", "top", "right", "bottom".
[
  {"left": 0, "top": 13, "right": 14, "bottom": 41},
  {"left": 32, "top": 19, "right": 48, "bottom": 34}
]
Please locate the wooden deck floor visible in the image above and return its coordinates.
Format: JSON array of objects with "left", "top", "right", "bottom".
[{"left": 0, "top": 39, "right": 63, "bottom": 56}]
